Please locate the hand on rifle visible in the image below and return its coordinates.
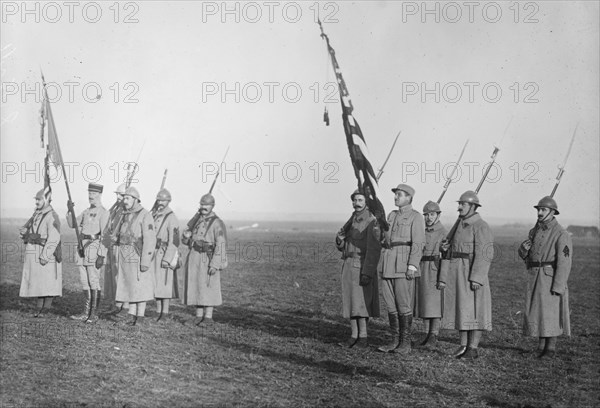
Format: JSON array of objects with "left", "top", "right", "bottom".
[
  {"left": 161, "top": 260, "right": 170, "bottom": 269},
  {"left": 518, "top": 239, "right": 532, "bottom": 260},
  {"left": 208, "top": 267, "right": 217, "bottom": 276},
  {"left": 140, "top": 265, "right": 149, "bottom": 273},
  {"left": 436, "top": 281, "right": 446, "bottom": 290},
  {"left": 39, "top": 257, "right": 48, "bottom": 266},
  {"left": 19, "top": 227, "right": 27, "bottom": 238},
  {"left": 359, "top": 274, "right": 371, "bottom": 287},
  {"left": 440, "top": 239, "right": 450, "bottom": 253},
  {"left": 95, "top": 255, "right": 105, "bottom": 269}
]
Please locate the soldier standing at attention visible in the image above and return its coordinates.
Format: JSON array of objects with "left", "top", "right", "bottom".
[
  {"left": 150, "top": 188, "right": 180, "bottom": 322},
  {"left": 67, "top": 183, "right": 109, "bottom": 323},
  {"left": 335, "top": 190, "right": 381, "bottom": 348},
  {"left": 519, "top": 196, "right": 572, "bottom": 358},
  {"left": 439, "top": 191, "right": 493, "bottom": 359},
  {"left": 415, "top": 201, "right": 447, "bottom": 347},
  {"left": 182, "top": 193, "right": 228, "bottom": 326},
  {"left": 101, "top": 183, "right": 126, "bottom": 314},
  {"left": 19, "top": 189, "right": 62, "bottom": 317},
  {"left": 114, "top": 187, "right": 156, "bottom": 326},
  {"left": 377, "top": 184, "right": 425, "bottom": 354}
]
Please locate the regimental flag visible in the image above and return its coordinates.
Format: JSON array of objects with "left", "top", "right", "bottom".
[
  {"left": 39, "top": 76, "right": 66, "bottom": 202},
  {"left": 318, "top": 22, "right": 388, "bottom": 230}
]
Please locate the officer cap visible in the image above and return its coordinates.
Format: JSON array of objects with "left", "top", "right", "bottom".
[
  {"left": 392, "top": 184, "right": 415, "bottom": 197},
  {"left": 88, "top": 183, "right": 103, "bottom": 193},
  {"left": 458, "top": 190, "right": 481, "bottom": 207},
  {"left": 423, "top": 200, "right": 441, "bottom": 214},
  {"left": 534, "top": 196, "right": 559, "bottom": 215}
]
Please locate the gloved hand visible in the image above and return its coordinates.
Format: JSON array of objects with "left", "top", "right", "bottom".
[
  {"left": 436, "top": 281, "right": 446, "bottom": 290},
  {"left": 140, "top": 265, "right": 149, "bottom": 273},
  {"left": 161, "top": 260, "right": 170, "bottom": 269},
  {"left": 95, "top": 255, "right": 105, "bottom": 269},
  {"left": 359, "top": 274, "right": 371, "bottom": 287},
  {"left": 208, "top": 267, "right": 217, "bottom": 276},
  {"left": 470, "top": 281, "right": 482, "bottom": 291}
]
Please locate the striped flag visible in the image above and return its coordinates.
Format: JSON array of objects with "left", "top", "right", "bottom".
[
  {"left": 319, "top": 22, "right": 388, "bottom": 230},
  {"left": 39, "top": 82, "right": 66, "bottom": 202}
]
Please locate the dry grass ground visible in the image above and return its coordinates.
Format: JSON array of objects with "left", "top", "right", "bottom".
[{"left": 1, "top": 219, "right": 599, "bottom": 407}]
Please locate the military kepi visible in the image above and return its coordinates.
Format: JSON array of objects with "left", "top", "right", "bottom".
[{"left": 88, "top": 183, "right": 103, "bottom": 193}]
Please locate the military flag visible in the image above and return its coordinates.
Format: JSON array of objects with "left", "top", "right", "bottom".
[{"left": 318, "top": 21, "right": 388, "bottom": 230}]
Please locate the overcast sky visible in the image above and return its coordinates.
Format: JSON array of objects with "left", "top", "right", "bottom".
[{"left": 1, "top": 1, "right": 598, "bottom": 225}]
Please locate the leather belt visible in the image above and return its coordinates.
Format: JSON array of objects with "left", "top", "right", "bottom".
[
  {"left": 527, "top": 261, "right": 555, "bottom": 268},
  {"left": 421, "top": 255, "right": 439, "bottom": 262},
  {"left": 451, "top": 252, "right": 471, "bottom": 259},
  {"left": 390, "top": 241, "right": 412, "bottom": 247},
  {"left": 82, "top": 233, "right": 100, "bottom": 240}
]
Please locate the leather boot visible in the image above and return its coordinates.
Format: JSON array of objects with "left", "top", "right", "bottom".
[
  {"left": 70, "top": 290, "right": 91, "bottom": 320},
  {"left": 86, "top": 290, "right": 99, "bottom": 323},
  {"left": 396, "top": 314, "right": 412, "bottom": 354},
  {"left": 377, "top": 313, "right": 400, "bottom": 353}
]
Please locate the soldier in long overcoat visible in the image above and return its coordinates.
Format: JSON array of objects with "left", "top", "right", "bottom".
[
  {"left": 377, "top": 184, "right": 425, "bottom": 354},
  {"left": 415, "top": 201, "right": 447, "bottom": 347},
  {"left": 19, "top": 189, "right": 62, "bottom": 317},
  {"left": 335, "top": 190, "right": 381, "bottom": 348},
  {"left": 518, "top": 196, "right": 572, "bottom": 358},
  {"left": 114, "top": 186, "right": 156, "bottom": 326},
  {"left": 182, "top": 193, "right": 228, "bottom": 325},
  {"left": 67, "top": 183, "right": 109, "bottom": 323},
  {"left": 101, "top": 183, "right": 126, "bottom": 314},
  {"left": 150, "top": 188, "right": 180, "bottom": 321},
  {"left": 439, "top": 191, "right": 493, "bottom": 359}
]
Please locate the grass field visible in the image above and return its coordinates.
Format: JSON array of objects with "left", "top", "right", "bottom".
[{"left": 1, "top": 218, "right": 599, "bottom": 407}]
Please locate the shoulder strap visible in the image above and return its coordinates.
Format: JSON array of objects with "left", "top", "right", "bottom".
[
  {"left": 35, "top": 211, "right": 51, "bottom": 234},
  {"left": 156, "top": 212, "right": 173, "bottom": 237},
  {"left": 203, "top": 216, "right": 218, "bottom": 239}
]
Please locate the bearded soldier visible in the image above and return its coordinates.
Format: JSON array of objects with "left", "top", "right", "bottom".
[
  {"left": 113, "top": 187, "right": 156, "bottom": 326},
  {"left": 182, "top": 193, "right": 228, "bottom": 325},
  {"left": 19, "top": 189, "right": 62, "bottom": 317},
  {"left": 67, "top": 183, "right": 109, "bottom": 323},
  {"left": 150, "top": 188, "right": 180, "bottom": 322},
  {"left": 518, "top": 196, "right": 572, "bottom": 358},
  {"left": 415, "top": 201, "right": 447, "bottom": 347},
  {"left": 335, "top": 190, "right": 381, "bottom": 348},
  {"left": 439, "top": 191, "right": 493, "bottom": 359},
  {"left": 101, "top": 183, "right": 126, "bottom": 314},
  {"left": 377, "top": 184, "right": 425, "bottom": 354}
]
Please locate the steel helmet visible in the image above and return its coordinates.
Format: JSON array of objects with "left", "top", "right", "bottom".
[
  {"left": 458, "top": 190, "right": 481, "bottom": 207},
  {"left": 392, "top": 184, "right": 415, "bottom": 196},
  {"left": 156, "top": 188, "right": 172, "bottom": 201},
  {"left": 200, "top": 193, "right": 215, "bottom": 205},
  {"left": 423, "top": 200, "right": 441, "bottom": 214},
  {"left": 124, "top": 186, "right": 141, "bottom": 201},
  {"left": 114, "top": 183, "right": 127, "bottom": 194},
  {"left": 34, "top": 189, "right": 47, "bottom": 200},
  {"left": 534, "top": 196, "right": 559, "bottom": 215},
  {"left": 350, "top": 189, "right": 366, "bottom": 201}
]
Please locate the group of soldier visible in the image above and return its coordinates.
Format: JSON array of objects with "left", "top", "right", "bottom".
[
  {"left": 17, "top": 179, "right": 573, "bottom": 358},
  {"left": 335, "top": 184, "right": 573, "bottom": 359},
  {"left": 18, "top": 183, "right": 228, "bottom": 327}
]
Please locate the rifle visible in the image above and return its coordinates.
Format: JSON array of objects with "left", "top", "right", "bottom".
[
  {"left": 151, "top": 169, "right": 169, "bottom": 215},
  {"left": 437, "top": 139, "right": 469, "bottom": 204},
  {"left": 187, "top": 147, "right": 230, "bottom": 231},
  {"left": 523, "top": 123, "right": 578, "bottom": 256},
  {"left": 443, "top": 145, "right": 500, "bottom": 260}
]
